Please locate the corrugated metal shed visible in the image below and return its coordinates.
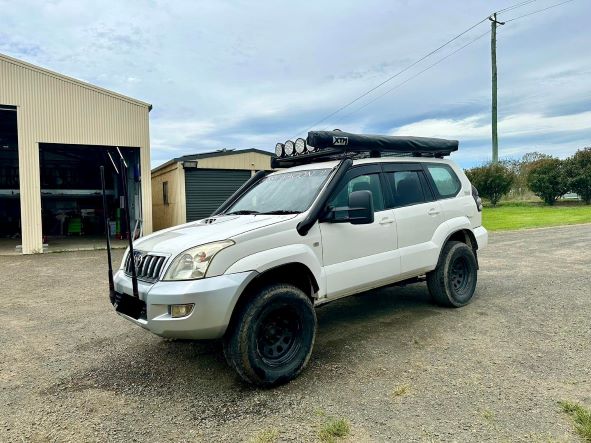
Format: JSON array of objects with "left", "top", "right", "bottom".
[
  {"left": 151, "top": 149, "right": 274, "bottom": 230},
  {"left": 0, "top": 53, "right": 152, "bottom": 253}
]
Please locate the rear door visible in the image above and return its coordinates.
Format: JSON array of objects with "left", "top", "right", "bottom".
[
  {"left": 422, "top": 163, "right": 465, "bottom": 220},
  {"left": 319, "top": 164, "right": 400, "bottom": 298},
  {"left": 382, "top": 162, "right": 444, "bottom": 276}
]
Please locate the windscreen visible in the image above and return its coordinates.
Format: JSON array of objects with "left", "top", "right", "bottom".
[{"left": 225, "top": 169, "right": 331, "bottom": 215}]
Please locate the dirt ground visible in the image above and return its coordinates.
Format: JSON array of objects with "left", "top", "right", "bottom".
[{"left": 1, "top": 224, "right": 590, "bottom": 442}]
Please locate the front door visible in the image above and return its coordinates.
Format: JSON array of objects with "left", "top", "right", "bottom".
[{"left": 319, "top": 165, "right": 399, "bottom": 298}]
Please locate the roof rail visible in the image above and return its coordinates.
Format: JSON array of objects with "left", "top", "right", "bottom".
[{"left": 272, "top": 130, "right": 458, "bottom": 168}]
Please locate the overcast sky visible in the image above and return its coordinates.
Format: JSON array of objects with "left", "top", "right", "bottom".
[{"left": 1, "top": 0, "right": 589, "bottom": 168}]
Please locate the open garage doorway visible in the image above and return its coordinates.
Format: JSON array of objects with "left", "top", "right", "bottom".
[
  {"left": 38, "top": 144, "right": 141, "bottom": 252},
  {"left": 0, "top": 106, "right": 20, "bottom": 247}
]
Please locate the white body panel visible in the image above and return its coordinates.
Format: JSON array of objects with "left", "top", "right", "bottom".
[{"left": 320, "top": 208, "right": 399, "bottom": 298}]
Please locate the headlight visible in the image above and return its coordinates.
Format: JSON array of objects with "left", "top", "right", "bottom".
[
  {"left": 284, "top": 140, "right": 295, "bottom": 156},
  {"left": 163, "top": 240, "right": 234, "bottom": 281},
  {"left": 295, "top": 138, "right": 307, "bottom": 154}
]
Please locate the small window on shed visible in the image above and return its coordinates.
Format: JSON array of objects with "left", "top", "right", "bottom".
[
  {"left": 426, "top": 164, "right": 461, "bottom": 198},
  {"left": 163, "top": 181, "right": 169, "bottom": 205}
]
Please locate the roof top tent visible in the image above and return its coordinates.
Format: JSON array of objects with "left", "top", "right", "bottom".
[
  {"left": 0, "top": 105, "right": 20, "bottom": 243},
  {"left": 38, "top": 144, "right": 141, "bottom": 248}
]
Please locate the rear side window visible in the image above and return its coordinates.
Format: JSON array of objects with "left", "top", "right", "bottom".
[
  {"left": 426, "top": 164, "right": 461, "bottom": 198},
  {"left": 386, "top": 171, "right": 426, "bottom": 207}
]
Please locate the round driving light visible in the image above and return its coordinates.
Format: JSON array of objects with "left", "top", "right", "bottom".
[
  {"left": 295, "top": 138, "right": 307, "bottom": 154},
  {"left": 307, "top": 144, "right": 317, "bottom": 152},
  {"left": 275, "top": 143, "right": 284, "bottom": 157},
  {"left": 284, "top": 140, "right": 295, "bottom": 156}
]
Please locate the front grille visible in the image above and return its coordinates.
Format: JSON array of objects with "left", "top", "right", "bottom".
[{"left": 124, "top": 252, "right": 167, "bottom": 282}]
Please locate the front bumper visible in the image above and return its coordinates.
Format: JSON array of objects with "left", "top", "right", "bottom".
[{"left": 112, "top": 270, "right": 257, "bottom": 339}]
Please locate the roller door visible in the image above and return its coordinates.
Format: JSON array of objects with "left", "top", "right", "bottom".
[{"left": 185, "top": 169, "right": 252, "bottom": 221}]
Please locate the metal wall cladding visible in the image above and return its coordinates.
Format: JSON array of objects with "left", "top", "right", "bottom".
[
  {"left": 151, "top": 162, "right": 186, "bottom": 231},
  {"left": 0, "top": 53, "right": 152, "bottom": 253}
]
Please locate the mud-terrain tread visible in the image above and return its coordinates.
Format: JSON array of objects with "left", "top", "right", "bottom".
[
  {"left": 427, "top": 241, "right": 478, "bottom": 308},
  {"left": 223, "top": 284, "right": 316, "bottom": 387}
]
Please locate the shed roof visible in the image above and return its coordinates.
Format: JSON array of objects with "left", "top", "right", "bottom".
[
  {"left": 153, "top": 148, "right": 275, "bottom": 173},
  {"left": 0, "top": 52, "right": 152, "bottom": 109}
]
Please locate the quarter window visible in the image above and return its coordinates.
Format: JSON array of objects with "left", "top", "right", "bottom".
[
  {"left": 426, "top": 164, "right": 461, "bottom": 198},
  {"left": 387, "top": 171, "right": 426, "bottom": 207}
]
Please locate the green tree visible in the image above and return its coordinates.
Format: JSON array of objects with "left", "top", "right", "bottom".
[
  {"left": 564, "top": 148, "right": 591, "bottom": 204},
  {"left": 465, "top": 163, "right": 515, "bottom": 207},
  {"left": 526, "top": 158, "right": 568, "bottom": 205},
  {"left": 498, "top": 152, "right": 551, "bottom": 199}
]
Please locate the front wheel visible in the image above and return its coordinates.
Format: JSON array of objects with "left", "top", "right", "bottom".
[
  {"left": 223, "top": 284, "right": 316, "bottom": 387},
  {"left": 427, "top": 241, "right": 478, "bottom": 308}
]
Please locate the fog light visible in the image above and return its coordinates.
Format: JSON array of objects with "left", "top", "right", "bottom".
[{"left": 170, "top": 304, "right": 194, "bottom": 318}]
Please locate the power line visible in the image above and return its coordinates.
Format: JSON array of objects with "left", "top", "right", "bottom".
[
  {"left": 497, "top": 0, "right": 539, "bottom": 14},
  {"left": 293, "top": 0, "right": 577, "bottom": 138},
  {"left": 293, "top": 16, "right": 490, "bottom": 137},
  {"left": 330, "top": 29, "right": 491, "bottom": 126},
  {"left": 504, "top": 0, "right": 578, "bottom": 22}
]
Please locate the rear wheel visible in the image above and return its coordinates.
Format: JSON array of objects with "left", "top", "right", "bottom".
[
  {"left": 427, "top": 241, "right": 478, "bottom": 307},
  {"left": 223, "top": 284, "right": 316, "bottom": 387}
]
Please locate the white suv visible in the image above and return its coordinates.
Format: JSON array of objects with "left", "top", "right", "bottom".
[{"left": 111, "top": 131, "right": 487, "bottom": 387}]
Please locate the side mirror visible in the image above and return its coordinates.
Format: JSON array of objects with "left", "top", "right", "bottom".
[
  {"left": 322, "top": 190, "right": 374, "bottom": 225},
  {"left": 348, "top": 190, "right": 374, "bottom": 225}
]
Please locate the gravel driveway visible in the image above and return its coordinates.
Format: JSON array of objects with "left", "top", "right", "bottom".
[{"left": 1, "top": 224, "right": 590, "bottom": 442}]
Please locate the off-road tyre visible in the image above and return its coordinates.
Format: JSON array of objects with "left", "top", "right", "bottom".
[
  {"left": 427, "top": 241, "right": 478, "bottom": 308},
  {"left": 223, "top": 284, "right": 316, "bottom": 387}
]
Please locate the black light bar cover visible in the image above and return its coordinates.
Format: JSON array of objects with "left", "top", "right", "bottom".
[{"left": 307, "top": 131, "right": 458, "bottom": 155}]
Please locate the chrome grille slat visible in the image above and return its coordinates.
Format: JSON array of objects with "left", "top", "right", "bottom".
[
  {"left": 153, "top": 257, "right": 165, "bottom": 278},
  {"left": 147, "top": 256, "right": 157, "bottom": 276},
  {"left": 141, "top": 256, "right": 151, "bottom": 277},
  {"left": 124, "top": 252, "right": 167, "bottom": 282}
]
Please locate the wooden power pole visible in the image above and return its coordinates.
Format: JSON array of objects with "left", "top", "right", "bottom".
[{"left": 490, "top": 13, "right": 504, "bottom": 163}]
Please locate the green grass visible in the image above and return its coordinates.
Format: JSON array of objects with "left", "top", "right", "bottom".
[
  {"left": 391, "top": 384, "right": 410, "bottom": 398},
  {"left": 559, "top": 401, "right": 591, "bottom": 441},
  {"left": 318, "top": 418, "right": 351, "bottom": 443},
  {"left": 249, "top": 428, "right": 279, "bottom": 443},
  {"left": 482, "top": 202, "right": 591, "bottom": 231}
]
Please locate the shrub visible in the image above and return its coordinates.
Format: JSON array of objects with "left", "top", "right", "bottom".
[
  {"left": 504, "top": 152, "right": 552, "bottom": 199},
  {"left": 564, "top": 148, "right": 591, "bottom": 204},
  {"left": 526, "top": 158, "right": 568, "bottom": 205},
  {"left": 465, "top": 163, "right": 515, "bottom": 206}
]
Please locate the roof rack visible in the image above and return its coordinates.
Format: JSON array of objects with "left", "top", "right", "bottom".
[{"left": 271, "top": 130, "right": 458, "bottom": 168}]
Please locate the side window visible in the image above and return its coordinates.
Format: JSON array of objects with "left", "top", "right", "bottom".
[
  {"left": 387, "top": 170, "right": 426, "bottom": 207},
  {"left": 426, "top": 164, "right": 461, "bottom": 198},
  {"left": 329, "top": 173, "right": 385, "bottom": 213},
  {"left": 162, "top": 181, "right": 169, "bottom": 205}
]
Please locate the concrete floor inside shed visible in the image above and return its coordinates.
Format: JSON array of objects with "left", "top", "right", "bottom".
[{"left": 0, "top": 236, "right": 128, "bottom": 255}]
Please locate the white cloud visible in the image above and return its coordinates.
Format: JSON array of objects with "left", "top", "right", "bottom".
[
  {"left": 391, "top": 111, "right": 591, "bottom": 140},
  {"left": 1, "top": 0, "right": 590, "bottom": 168}
]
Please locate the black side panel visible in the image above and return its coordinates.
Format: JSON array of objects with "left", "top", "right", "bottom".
[{"left": 185, "top": 169, "right": 252, "bottom": 221}]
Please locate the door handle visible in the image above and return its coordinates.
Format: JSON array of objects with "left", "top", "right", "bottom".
[
  {"left": 379, "top": 218, "right": 394, "bottom": 225},
  {"left": 427, "top": 208, "right": 440, "bottom": 216}
]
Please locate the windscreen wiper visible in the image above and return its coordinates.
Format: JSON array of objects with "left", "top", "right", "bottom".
[
  {"left": 225, "top": 210, "right": 260, "bottom": 215},
  {"left": 258, "top": 210, "right": 302, "bottom": 215}
]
